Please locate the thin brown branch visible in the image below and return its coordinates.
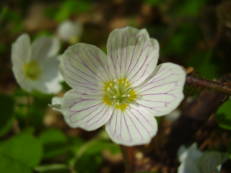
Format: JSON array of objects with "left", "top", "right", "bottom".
[
  {"left": 186, "top": 75, "right": 231, "bottom": 95},
  {"left": 120, "top": 146, "right": 136, "bottom": 173}
]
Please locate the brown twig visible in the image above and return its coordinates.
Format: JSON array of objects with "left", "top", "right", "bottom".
[{"left": 186, "top": 75, "right": 231, "bottom": 95}]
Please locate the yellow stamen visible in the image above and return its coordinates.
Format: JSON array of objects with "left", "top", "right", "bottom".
[
  {"left": 102, "top": 78, "right": 137, "bottom": 111},
  {"left": 23, "top": 60, "right": 41, "bottom": 80}
]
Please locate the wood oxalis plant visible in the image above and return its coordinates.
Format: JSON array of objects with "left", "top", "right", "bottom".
[{"left": 11, "top": 26, "right": 229, "bottom": 173}]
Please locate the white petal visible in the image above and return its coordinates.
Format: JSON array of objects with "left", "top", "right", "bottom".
[
  {"left": 31, "top": 36, "right": 60, "bottom": 60},
  {"left": 50, "top": 96, "right": 63, "bottom": 112},
  {"left": 60, "top": 43, "right": 111, "bottom": 93},
  {"left": 57, "top": 20, "right": 83, "bottom": 43},
  {"left": 198, "top": 151, "right": 227, "bottom": 173},
  {"left": 62, "top": 89, "right": 112, "bottom": 131},
  {"left": 22, "top": 57, "right": 62, "bottom": 94},
  {"left": 11, "top": 34, "right": 32, "bottom": 92},
  {"left": 38, "top": 57, "right": 62, "bottom": 94},
  {"left": 178, "top": 143, "right": 202, "bottom": 162},
  {"left": 137, "top": 62, "right": 186, "bottom": 116},
  {"left": 107, "top": 27, "right": 159, "bottom": 86},
  {"left": 105, "top": 105, "right": 158, "bottom": 146},
  {"left": 11, "top": 34, "right": 31, "bottom": 65},
  {"left": 178, "top": 158, "right": 200, "bottom": 173}
]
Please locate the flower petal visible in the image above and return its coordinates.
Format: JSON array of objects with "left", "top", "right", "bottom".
[
  {"left": 198, "top": 151, "right": 227, "bottom": 173},
  {"left": 12, "top": 34, "right": 31, "bottom": 66},
  {"left": 31, "top": 36, "right": 60, "bottom": 60},
  {"left": 61, "top": 89, "right": 112, "bottom": 131},
  {"left": 178, "top": 143, "right": 202, "bottom": 162},
  {"left": 37, "top": 56, "right": 62, "bottom": 93},
  {"left": 60, "top": 43, "right": 111, "bottom": 93},
  {"left": 50, "top": 96, "right": 63, "bottom": 112},
  {"left": 105, "top": 105, "right": 158, "bottom": 146},
  {"left": 11, "top": 34, "right": 32, "bottom": 91},
  {"left": 57, "top": 20, "right": 83, "bottom": 43},
  {"left": 137, "top": 62, "right": 186, "bottom": 116},
  {"left": 107, "top": 27, "right": 159, "bottom": 86},
  {"left": 178, "top": 158, "right": 200, "bottom": 173}
]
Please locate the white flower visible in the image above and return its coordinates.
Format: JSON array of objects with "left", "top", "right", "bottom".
[
  {"left": 50, "top": 96, "right": 63, "bottom": 112},
  {"left": 57, "top": 26, "right": 186, "bottom": 146},
  {"left": 11, "top": 34, "right": 62, "bottom": 94},
  {"left": 57, "top": 20, "right": 83, "bottom": 44},
  {"left": 178, "top": 143, "right": 227, "bottom": 173}
]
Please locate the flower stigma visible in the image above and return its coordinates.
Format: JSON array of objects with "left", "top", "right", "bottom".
[
  {"left": 103, "top": 78, "right": 137, "bottom": 111},
  {"left": 23, "top": 60, "right": 41, "bottom": 80}
]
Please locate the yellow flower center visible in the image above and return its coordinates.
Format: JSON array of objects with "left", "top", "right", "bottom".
[
  {"left": 102, "top": 78, "right": 137, "bottom": 111},
  {"left": 23, "top": 60, "right": 41, "bottom": 80}
]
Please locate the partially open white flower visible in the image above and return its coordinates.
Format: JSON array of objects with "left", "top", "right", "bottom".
[
  {"left": 50, "top": 96, "right": 63, "bottom": 112},
  {"left": 56, "top": 26, "right": 186, "bottom": 146},
  {"left": 57, "top": 20, "right": 83, "bottom": 44},
  {"left": 11, "top": 34, "right": 62, "bottom": 94},
  {"left": 178, "top": 143, "right": 227, "bottom": 173}
]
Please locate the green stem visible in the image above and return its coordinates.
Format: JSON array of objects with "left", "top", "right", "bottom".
[
  {"left": 34, "top": 164, "right": 68, "bottom": 172},
  {"left": 69, "top": 131, "right": 107, "bottom": 172}
]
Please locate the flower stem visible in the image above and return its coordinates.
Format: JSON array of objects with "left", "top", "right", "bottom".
[{"left": 120, "top": 145, "right": 136, "bottom": 173}]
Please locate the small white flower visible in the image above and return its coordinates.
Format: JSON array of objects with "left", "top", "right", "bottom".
[
  {"left": 50, "top": 96, "right": 63, "bottom": 112},
  {"left": 57, "top": 20, "right": 83, "bottom": 44},
  {"left": 56, "top": 26, "right": 186, "bottom": 146},
  {"left": 178, "top": 143, "right": 227, "bottom": 173},
  {"left": 11, "top": 34, "right": 62, "bottom": 94}
]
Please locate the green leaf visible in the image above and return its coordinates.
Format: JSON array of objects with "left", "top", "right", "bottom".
[
  {"left": 39, "top": 128, "right": 70, "bottom": 158},
  {"left": 0, "top": 94, "right": 14, "bottom": 136},
  {"left": 39, "top": 128, "right": 67, "bottom": 144},
  {"left": 216, "top": 99, "right": 231, "bottom": 130},
  {"left": 0, "top": 132, "right": 43, "bottom": 171},
  {"left": 0, "top": 154, "right": 31, "bottom": 173},
  {"left": 144, "top": 0, "right": 163, "bottom": 6}
]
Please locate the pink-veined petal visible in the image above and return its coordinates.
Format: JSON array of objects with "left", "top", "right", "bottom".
[
  {"left": 137, "top": 62, "right": 186, "bottom": 116},
  {"left": 60, "top": 43, "right": 111, "bottom": 94},
  {"left": 62, "top": 89, "right": 112, "bottom": 131},
  {"left": 105, "top": 105, "right": 158, "bottom": 146},
  {"left": 107, "top": 27, "right": 159, "bottom": 86}
]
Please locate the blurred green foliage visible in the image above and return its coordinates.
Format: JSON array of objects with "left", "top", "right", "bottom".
[
  {"left": 46, "top": 0, "right": 92, "bottom": 22},
  {"left": 0, "top": 131, "right": 43, "bottom": 173}
]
